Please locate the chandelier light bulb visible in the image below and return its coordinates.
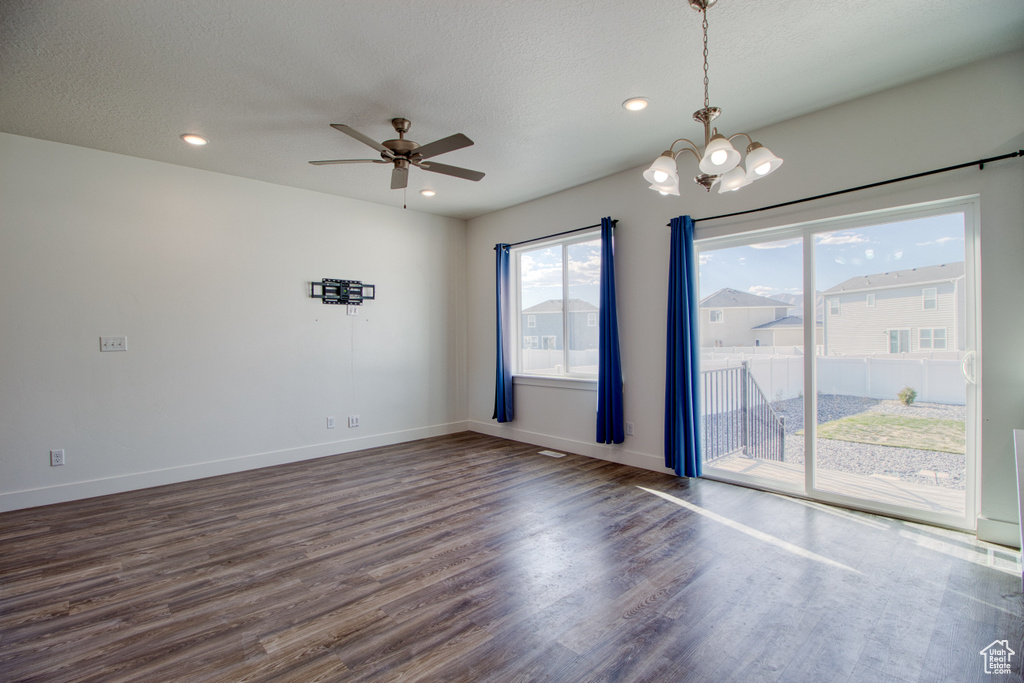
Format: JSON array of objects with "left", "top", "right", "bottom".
[
  {"left": 699, "top": 134, "right": 740, "bottom": 174},
  {"left": 744, "top": 142, "right": 783, "bottom": 180},
  {"left": 643, "top": 152, "right": 679, "bottom": 187}
]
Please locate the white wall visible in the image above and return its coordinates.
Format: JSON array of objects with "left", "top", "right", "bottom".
[
  {"left": 0, "top": 132, "right": 467, "bottom": 511},
  {"left": 466, "top": 50, "right": 1024, "bottom": 544}
]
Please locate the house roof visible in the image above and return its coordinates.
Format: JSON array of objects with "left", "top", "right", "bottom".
[
  {"left": 751, "top": 315, "right": 820, "bottom": 330},
  {"left": 700, "top": 288, "right": 790, "bottom": 309},
  {"left": 523, "top": 298, "right": 598, "bottom": 313},
  {"left": 823, "top": 262, "right": 965, "bottom": 294}
]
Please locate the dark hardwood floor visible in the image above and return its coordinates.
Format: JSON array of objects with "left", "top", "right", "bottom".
[{"left": 1, "top": 432, "right": 1021, "bottom": 682}]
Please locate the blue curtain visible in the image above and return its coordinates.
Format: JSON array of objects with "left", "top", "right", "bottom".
[
  {"left": 596, "top": 217, "right": 624, "bottom": 444},
  {"left": 665, "top": 216, "right": 702, "bottom": 477},
  {"left": 493, "top": 243, "right": 514, "bottom": 422}
]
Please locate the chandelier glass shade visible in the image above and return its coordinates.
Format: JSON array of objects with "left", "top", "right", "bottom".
[{"left": 645, "top": 0, "right": 782, "bottom": 195}]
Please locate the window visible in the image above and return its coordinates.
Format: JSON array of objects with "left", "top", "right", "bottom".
[
  {"left": 866, "top": 293, "right": 875, "bottom": 307},
  {"left": 920, "top": 328, "right": 946, "bottom": 350},
  {"left": 709, "top": 309, "right": 724, "bottom": 323},
  {"left": 515, "top": 231, "right": 601, "bottom": 377},
  {"left": 829, "top": 298, "right": 840, "bottom": 316},
  {"left": 923, "top": 287, "right": 937, "bottom": 310},
  {"left": 889, "top": 329, "right": 910, "bottom": 353}
]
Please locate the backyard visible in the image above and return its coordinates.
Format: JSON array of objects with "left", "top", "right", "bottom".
[{"left": 770, "top": 394, "right": 966, "bottom": 491}]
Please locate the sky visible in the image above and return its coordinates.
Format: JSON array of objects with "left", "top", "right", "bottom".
[
  {"left": 697, "top": 212, "right": 966, "bottom": 301},
  {"left": 519, "top": 238, "right": 601, "bottom": 309},
  {"left": 516, "top": 212, "right": 966, "bottom": 310}
]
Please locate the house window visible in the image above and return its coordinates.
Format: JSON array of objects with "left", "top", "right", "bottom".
[
  {"left": 709, "top": 309, "right": 724, "bottom": 323},
  {"left": 919, "top": 328, "right": 946, "bottom": 350},
  {"left": 888, "top": 329, "right": 910, "bottom": 353},
  {"left": 515, "top": 231, "right": 601, "bottom": 377},
  {"left": 829, "top": 298, "right": 840, "bottom": 316},
  {"left": 866, "top": 293, "right": 875, "bottom": 307},
  {"left": 922, "top": 287, "right": 937, "bottom": 310}
]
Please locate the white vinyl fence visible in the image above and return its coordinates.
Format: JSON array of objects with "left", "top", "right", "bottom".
[{"left": 701, "top": 349, "right": 966, "bottom": 405}]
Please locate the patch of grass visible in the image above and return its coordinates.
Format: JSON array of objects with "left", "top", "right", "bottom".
[{"left": 809, "top": 413, "right": 965, "bottom": 453}]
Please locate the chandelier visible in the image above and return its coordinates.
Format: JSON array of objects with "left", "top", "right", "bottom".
[{"left": 644, "top": 0, "right": 782, "bottom": 195}]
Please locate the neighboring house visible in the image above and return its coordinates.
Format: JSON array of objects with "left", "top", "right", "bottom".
[
  {"left": 700, "top": 288, "right": 791, "bottom": 347},
  {"left": 822, "top": 262, "right": 965, "bottom": 355},
  {"left": 521, "top": 298, "right": 599, "bottom": 351},
  {"left": 751, "top": 315, "right": 824, "bottom": 347}
]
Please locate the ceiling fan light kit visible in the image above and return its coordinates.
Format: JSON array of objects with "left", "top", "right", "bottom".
[
  {"left": 645, "top": 0, "right": 782, "bottom": 195},
  {"left": 310, "top": 118, "right": 485, "bottom": 191}
]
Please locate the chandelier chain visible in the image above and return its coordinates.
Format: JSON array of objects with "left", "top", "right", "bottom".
[{"left": 702, "top": 7, "right": 709, "bottom": 109}]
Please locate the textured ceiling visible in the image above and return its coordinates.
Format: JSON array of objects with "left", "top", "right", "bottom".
[{"left": 2, "top": 0, "right": 1023, "bottom": 220}]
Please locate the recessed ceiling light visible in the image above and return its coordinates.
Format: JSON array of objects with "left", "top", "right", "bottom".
[
  {"left": 622, "top": 97, "right": 649, "bottom": 112},
  {"left": 419, "top": 189, "right": 436, "bottom": 197},
  {"left": 180, "top": 134, "right": 208, "bottom": 146}
]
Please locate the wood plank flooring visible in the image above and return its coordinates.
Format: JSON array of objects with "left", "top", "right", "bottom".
[
  {"left": 1, "top": 432, "right": 1022, "bottom": 682},
  {"left": 709, "top": 453, "right": 965, "bottom": 515}
]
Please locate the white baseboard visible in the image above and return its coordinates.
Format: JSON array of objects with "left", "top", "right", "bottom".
[
  {"left": 0, "top": 421, "right": 470, "bottom": 513},
  {"left": 467, "top": 420, "right": 674, "bottom": 476},
  {"left": 977, "top": 515, "right": 1021, "bottom": 549}
]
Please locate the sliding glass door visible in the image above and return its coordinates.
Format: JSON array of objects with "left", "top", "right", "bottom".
[{"left": 697, "top": 198, "right": 978, "bottom": 530}]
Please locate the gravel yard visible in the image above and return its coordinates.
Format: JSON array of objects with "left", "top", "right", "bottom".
[{"left": 770, "top": 395, "right": 966, "bottom": 490}]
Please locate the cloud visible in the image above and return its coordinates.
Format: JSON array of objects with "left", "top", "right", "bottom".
[
  {"left": 916, "top": 236, "right": 963, "bottom": 246},
  {"left": 750, "top": 238, "right": 801, "bottom": 249},
  {"left": 567, "top": 251, "right": 601, "bottom": 286},
  {"left": 748, "top": 285, "right": 775, "bottom": 297},
  {"left": 699, "top": 253, "right": 713, "bottom": 265},
  {"left": 816, "top": 231, "right": 869, "bottom": 245},
  {"left": 519, "top": 252, "right": 563, "bottom": 289}
]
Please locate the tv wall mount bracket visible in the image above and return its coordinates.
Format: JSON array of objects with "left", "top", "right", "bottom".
[{"left": 310, "top": 279, "right": 376, "bottom": 305}]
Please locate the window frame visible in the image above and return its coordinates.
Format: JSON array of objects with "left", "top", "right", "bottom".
[
  {"left": 829, "top": 297, "right": 840, "bottom": 316},
  {"left": 692, "top": 195, "right": 980, "bottom": 533},
  {"left": 922, "top": 287, "right": 937, "bottom": 310},
  {"left": 919, "top": 327, "right": 947, "bottom": 350},
  {"left": 709, "top": 309, "right": 724, "bottom": 323},
  {"left": 512, "top": 229, "right": 602, "bottom": 380},
  {"left": 866, "top": 293, "right": 875, "bottom": 307},
  {"left": 888, "top": 328, "right": 911, "bottom": 353}
]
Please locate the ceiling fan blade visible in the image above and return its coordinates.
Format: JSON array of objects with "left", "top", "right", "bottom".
[
  {"left": 412, "top": 133, "right": 473, "bottom": 160},
  {"left": 416, "top": 160, "right": 485, "bottom": 182},
  {"left": 391, "top": 165, "right": 409, "bottom": 190},
  {"left": 330, "top": 124, "right": 390, "bottom": 154},
  {"left": 309, "top": 159, "right": 388, "bottom": 165}
]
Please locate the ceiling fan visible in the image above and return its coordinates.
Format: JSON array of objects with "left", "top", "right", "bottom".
[{"left": 309, "top": 118, "right": 485, "bottom": 190}]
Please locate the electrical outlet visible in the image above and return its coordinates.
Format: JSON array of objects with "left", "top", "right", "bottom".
[
  {"left": 348, "top": 415, "right": 360, "bottom": 428},
  {"left": 326, "top": 416, "right": 336, "bottom": 429},
  {"left": 347, "top": 305, "right": 359, "bottom": 316},
  {"left": 50, "top": 449, "right": 65, "bottom": 467},
  {"left": 625, "top": 421, "right": 634, "bottom": 436},
  {"left": 100, "top": 336, "right": 127, "bottom": 352}
]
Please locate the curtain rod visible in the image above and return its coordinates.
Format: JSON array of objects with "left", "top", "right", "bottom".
[
  {"left": 504, "top": 219, "right": 617, "bottom": 249},
  {"left": 678, "top": 149, "right": 1023, "bottom": 225}
]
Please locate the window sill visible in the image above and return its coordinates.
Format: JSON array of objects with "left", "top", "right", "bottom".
[{"left": 512, "top": 374, "right": 598, "bottom": 391}]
